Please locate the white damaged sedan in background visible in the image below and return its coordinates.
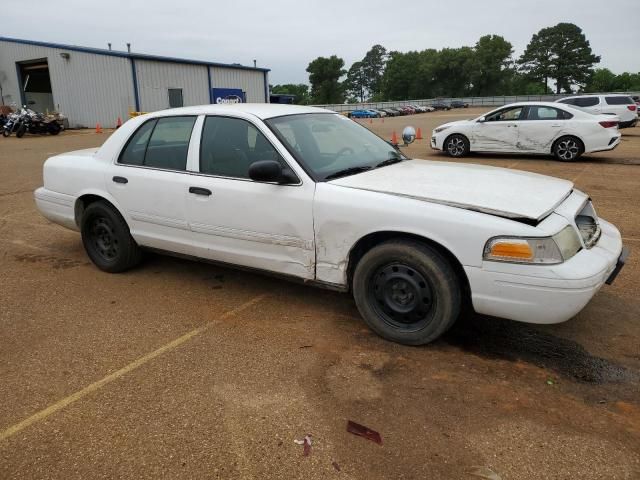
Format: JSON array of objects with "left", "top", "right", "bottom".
[
  {"left": 431, "top": 101, "right": 621, "bottom": 161},
  {"left": 35, "top": 104, "right": 628, "bottom": 345}
]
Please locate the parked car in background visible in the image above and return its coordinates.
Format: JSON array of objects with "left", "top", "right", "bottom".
[
  {"left": 556, "top": 94, "right": 638, "bottom": 128},
  {"left": 388, "top": 107, "right": 406, "bottom": 116},
  {"left": 398, "top": 106, "right": 415, "bottom": 115},
  {"left": 349, "top": 109, "right": 379, "bottom": 119},
  {"left": 450, "top": 100, "right": 469, "bottom": 109},
  {"left": 380, "top": 108, "right": 398, "bottom": 117},
  {"left": 34, "top": 104, "right": 627, "bottom": 346},
  {"left": 369, "top": 109, "right": 387, "bottom": 117},
  {"left": 410, "top": 104, "right": 428, "bottom": 113},
  {"left": 423, "top": 105, "right": 436, "bottom": 112},
  {"left": 431, "top": 101, "right": 451, "bottom": 111},
  {"left": 431, "top": 102, "right": 621, "bottom": 161}
]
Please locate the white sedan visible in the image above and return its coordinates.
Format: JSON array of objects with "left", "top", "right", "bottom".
[
  {"left": 431, "top": 101, "right": 621, "bottom": 161},
  {"left": 35, "top": 104, "right": 627, "bottom": 345}
]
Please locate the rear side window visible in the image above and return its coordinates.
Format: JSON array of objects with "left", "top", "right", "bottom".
[
  {"left": 526, "top": 106, "right": 573, "bottom": 120},
  {"left": 119, "top": 116, "right": 196, "bottom": 171},
  {"left": 573, "top": 97, "right": 599, "bottom": 107},
  {"left": 605, "top": 96, "right": 633, "bottom": 105}
]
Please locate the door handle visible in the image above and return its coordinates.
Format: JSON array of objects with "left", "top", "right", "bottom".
[
  {"left": 112, "top": 176, "right": 128, "bottom": 184},
  {"left": 189, "top": 186, "right": 212, "bottom": 196},
  {"left": 551, "top": 124, "right": 561, "bottom": 127}
]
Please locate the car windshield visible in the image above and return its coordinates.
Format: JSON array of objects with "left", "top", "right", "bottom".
[{"left": 266, "top": 113, "right": 406, "bottom": 181}]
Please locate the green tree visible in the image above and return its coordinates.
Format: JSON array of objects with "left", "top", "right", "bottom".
[
  {"left": 471, "top": 35, "right": 514, "bottom": 95},
  {"left": 361, "top": 44, "right": 388, "bottom": 98},
  {"left": 270, "top": 84, "right": 310, "bottom": 104},
  {"left": 584, "top": 68, "right": 617, "bottom": 92},
  {"left": 519, "top": 23, "right": 600, "bottom": 93},
  {"left": 345, "top": 61, "right": 368, "bottom": 102},
  {"left": 306, "top": 55, "right": 346, "bottom": 104}
]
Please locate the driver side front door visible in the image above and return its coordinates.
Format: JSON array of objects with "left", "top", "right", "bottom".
[
  {"left": 472, "top": 106, "right": 524, "bottom": 152},
  {"left": 185, "top": 115, "right": 316, "bottom": 280}
]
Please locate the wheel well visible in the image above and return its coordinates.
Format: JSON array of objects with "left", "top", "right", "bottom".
[
  {"left": 74, "top": 194, "right": 118, "bottom": 227},
  {"left": 552, "top": 135, "right": 585, "bottom": 154},
  {"left": 346, "top": 231, "right": 471, "bottom": 300}
]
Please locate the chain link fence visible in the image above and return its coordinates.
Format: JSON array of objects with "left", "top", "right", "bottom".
[{"left": 313, "top": 92, "right": 640, "bottom": 113}]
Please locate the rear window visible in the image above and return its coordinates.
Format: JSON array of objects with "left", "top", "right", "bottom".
[
  {"left": 572, "top": 97, "right": 599, "bottom": 107},
  {"left": 605, "top": 96, "right": 633, "bottom": 105}
]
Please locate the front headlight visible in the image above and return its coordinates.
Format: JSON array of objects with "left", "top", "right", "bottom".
[
  {"left": 483, "top": 226, "right": 582, "bottom": 264},
  {"left": 434, "top": 126, "right": 450, "bottom": 134}
]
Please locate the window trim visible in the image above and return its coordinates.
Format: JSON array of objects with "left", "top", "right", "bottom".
[
  {"left": 116, "top": 115, "right": 197, "bottom": 173},
  {"left": 196, "top": 114, "right": 303, "bottom": 186}
]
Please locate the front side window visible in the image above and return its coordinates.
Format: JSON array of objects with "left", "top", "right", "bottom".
[
  {"left": 266, "top": 113, "right": 405, "bottom": 181},
  {"left": 485, "top": 106, "right": 524, "bottom": 122},
  {"left": 526, "top": 106, "right": 572, "bottom": 120},
  {"left": 118, "top": 116, "right": 196, "bottom": 171},
  {"left": 200, "top": 116, "right": 286, "bottom": 179}
]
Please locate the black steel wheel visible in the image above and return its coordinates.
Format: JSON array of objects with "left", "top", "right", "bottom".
[
  {"left": 444, "top": 134, "right": 469, "bottom": 157},
  {"left": 81, "top": 201, "right": 141, "bottom": 273},
  {"left": 553, "top": 136, "right": 583, "bottom": 161},
  {"left": 369, "top": 263, "right": 435, "bottom": 332},
  {"left": 353, "top": 240, "right": 461, "bottom": 345}
]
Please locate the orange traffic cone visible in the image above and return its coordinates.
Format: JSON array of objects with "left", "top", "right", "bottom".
[
  {"left": 369, "top": 118, "right": 373, "bottom": 124},
  {"left": 391, "top": 131, "right": 398, "bottom": 145},
  {"left": 416, "top": 127, "right": 423, "bottom": 140},
  {"left": 116, "top": 116, "right": 122, "bottom": 128},
  {"left": 95, "top": 123, "right": 103, "bottom": 134}
]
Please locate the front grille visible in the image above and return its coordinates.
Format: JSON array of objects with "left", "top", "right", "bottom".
[{"left": 575, "top": 201, "right": 600, "bottom": 248}]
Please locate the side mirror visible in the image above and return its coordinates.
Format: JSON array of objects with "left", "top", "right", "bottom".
[
  {"left": 248, "top": 160, "right": 297, "bottom": 184},
  {"left": 402, "top": 126, "right": 416, "bottom": 145},
  {"left": 477, "top": 116, "right": 486, "bottom": 123}
]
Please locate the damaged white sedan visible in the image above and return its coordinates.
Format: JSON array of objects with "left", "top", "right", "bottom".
[
  {"left": 35, "top": 104, "right": 627, "bottom": 345},
  {"left": 431, "top": 101, "right": 622, "bottom": 161}
]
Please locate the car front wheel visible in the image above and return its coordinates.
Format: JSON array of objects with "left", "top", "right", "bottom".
[
  {"left": 81, "top": 201, "right": 141, "bottom": 273},
  {"left": 553, "top": 136, "right": 583, "bottom": 161},
  {"left": 444, "top": 134, "right": 469, "bottom": 157},
  {"left": 352, "top": 240, "right": 461, "bottom": 345}
]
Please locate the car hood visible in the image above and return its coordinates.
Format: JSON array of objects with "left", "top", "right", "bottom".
[
  {"left": 435, "top": 119, "right": 472, "bottom": 129},
  {"left": 328, "top": 160, "right": 573, "bottom": 221}
]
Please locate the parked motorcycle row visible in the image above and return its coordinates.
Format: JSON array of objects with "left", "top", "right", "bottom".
[{"left": 1, "top": 106, "right": 65, "bottom": 138}]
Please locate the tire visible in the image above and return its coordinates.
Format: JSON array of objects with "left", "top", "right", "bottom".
[
  {"left": 553, "top": 136, "right": 583, "bottom": 161},
  {"left": 16, "top": 125, "right": 26, "bottom": 138},
  {"left": 444, "top": 134, "right": 470, "bottom": 157},
  {"left": 81, "top": 201, "right": 141, "bottom": 273},
  {"left": 352, "top": 240, "right": 461, "bottom": 345},
  {"left": 49, "top": 124, "right": 61, "bottom": 135},
  {"left": 2, "top": 129, "right": 10, "bottom": 138}
]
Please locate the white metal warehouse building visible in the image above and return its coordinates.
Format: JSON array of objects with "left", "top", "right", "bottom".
[{"left": 0, "top": 37, "right": 270, "bottom": 128}]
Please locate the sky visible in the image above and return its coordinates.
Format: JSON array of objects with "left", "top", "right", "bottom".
[{"left": 3, "top": 0, "right": 639, "bottom": 85}]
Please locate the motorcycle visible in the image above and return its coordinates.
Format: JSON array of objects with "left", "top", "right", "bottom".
[
  {"left": 16, "top": 107, "right": 62, "bottom": 137},
  {"left": 2, "top": 111, "right": 24, "bottom": 137}
]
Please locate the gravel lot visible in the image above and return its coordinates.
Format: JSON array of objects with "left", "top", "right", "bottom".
[{"left": 1, "top": 108, "right": 639, "bottom": 479}]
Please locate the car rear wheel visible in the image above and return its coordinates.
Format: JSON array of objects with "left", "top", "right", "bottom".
[
  {"left": 444, "top": 134, "right": 469, "bottom": 157},
  {"left": 553, "top": 136, "right": 583, "bottom": 161},
  {"left": 352, "top": 240, "right": 461, "bottom": 345},
  {"left": 81, "top": 201, "right": 141, "bottom": 273}
]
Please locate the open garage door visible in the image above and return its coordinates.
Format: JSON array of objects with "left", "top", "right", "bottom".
[{"left": 18, "top": 59, "right": 54, "bottom": 113}]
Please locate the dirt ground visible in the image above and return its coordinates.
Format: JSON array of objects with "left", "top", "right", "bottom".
[{"left": 1, "top": 108, "right": 639, "bottom": 479}]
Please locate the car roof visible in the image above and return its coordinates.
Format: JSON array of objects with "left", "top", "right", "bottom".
[
  {"left": 559, "top": 93, "right": 630, "bottom": 99},
  {"left": 147, "top": 103, "right": 334, "bottom": 120}
]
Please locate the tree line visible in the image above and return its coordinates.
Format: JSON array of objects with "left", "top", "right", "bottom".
[{"left": 270, "top": 23, "right": 640, "bottom": 105}]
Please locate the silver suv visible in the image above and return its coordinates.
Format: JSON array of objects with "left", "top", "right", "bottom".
[{"left": 556, "top": 94, "right": 638, "bottom": 128}]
